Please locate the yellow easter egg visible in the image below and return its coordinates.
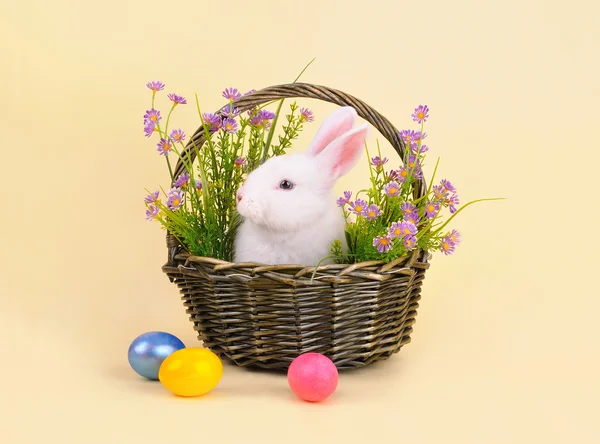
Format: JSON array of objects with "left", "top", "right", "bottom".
[{"left": 158, "top": 347, "right": 223, "bottom": 397}]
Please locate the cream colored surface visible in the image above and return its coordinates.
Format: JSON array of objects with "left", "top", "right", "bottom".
[{"left": 1, "top": 0, "right": 598, "bottom": 443}]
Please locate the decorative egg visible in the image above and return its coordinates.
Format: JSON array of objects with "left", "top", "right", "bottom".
[
  {"left": 127, "top": 331, "right": 185, "bottom": 380},
  {"left": 287, "top": 352, "right": 339, "bottom": 402},
  {"left": 158, "top": 347, "right": 223, "bottom": 397}
]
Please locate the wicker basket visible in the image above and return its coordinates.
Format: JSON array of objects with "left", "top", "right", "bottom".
[{"left": 161, "top": 83, "right": 431, "bottom": 370}]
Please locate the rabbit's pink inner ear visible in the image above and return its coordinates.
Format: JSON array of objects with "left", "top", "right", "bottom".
[
  {"left": 306, "top": 106, "right": 358, "bottom": 157},
  {"left": 318, "top": 123, "right": 370, "bottom": 181}
]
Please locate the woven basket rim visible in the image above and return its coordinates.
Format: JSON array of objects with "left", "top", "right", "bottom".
[{"left": 163, "top": 249, "right": 431, "bottom": 287}]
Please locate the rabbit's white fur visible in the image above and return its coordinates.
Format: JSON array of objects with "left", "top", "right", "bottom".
[{"left": 234, "top": 106, "right": 369, "bottom": 265}]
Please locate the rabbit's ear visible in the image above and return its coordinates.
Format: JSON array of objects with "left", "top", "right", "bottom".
[
  {"left": 316, "top": 123, "right": 370, "bottom": 182},
  {"left": 305, "top": 106, "right": 358, "bottom": 157}
]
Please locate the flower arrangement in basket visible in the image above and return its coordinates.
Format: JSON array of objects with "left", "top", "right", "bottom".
[{"left": 142, "top": 76, "right": 501, "bottom": 370}]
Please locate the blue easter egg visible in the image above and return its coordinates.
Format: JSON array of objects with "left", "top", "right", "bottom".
[{"left": 128, "top": 331, "right": 185, "bottom": 380}]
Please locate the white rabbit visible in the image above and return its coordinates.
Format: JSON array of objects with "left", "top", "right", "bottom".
[{"left": 233, "top": 106, "right": 369, "bottom": 265}]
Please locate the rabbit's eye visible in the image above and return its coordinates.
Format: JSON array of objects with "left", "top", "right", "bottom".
[{"left": 279, "top": 180, "right": 294, "bottom": 190}]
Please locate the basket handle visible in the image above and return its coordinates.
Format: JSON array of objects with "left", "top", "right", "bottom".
[
  {"left": 173, "top": 82, "right": 426, "bottom": 197},
  {"left": 167, "top": 83, "right": 428, "bottom": 264}
]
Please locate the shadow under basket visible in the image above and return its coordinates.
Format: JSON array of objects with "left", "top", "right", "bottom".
[{"left": 161, "top": 83, "right": 432, "bottom": 370}]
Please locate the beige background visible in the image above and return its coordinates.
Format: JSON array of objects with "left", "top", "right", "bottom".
[{"left": 1, "top": 0, "right": 599, "bottom": 442}]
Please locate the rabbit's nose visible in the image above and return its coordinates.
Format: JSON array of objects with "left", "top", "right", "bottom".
[{"left": 237, "top": 192, "right": 243, "bottom": 202}]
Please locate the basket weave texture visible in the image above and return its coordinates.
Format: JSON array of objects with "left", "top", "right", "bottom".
[{"left": 162, "top": 83, "right": 431, "bottom": 370}]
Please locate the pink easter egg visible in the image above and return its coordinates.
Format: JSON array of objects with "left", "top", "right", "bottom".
[{"left": 287, "top": 352, "right": 339, "bottom": 402}]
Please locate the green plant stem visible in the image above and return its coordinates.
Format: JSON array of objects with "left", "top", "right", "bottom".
[
  {"left": 415, "top": 213, "right": 441, "bottom": 242},
  {"left": 190, "top": 137, "right": 210, "bottom": 215},
  {"left": 194, "top": 96, "right": 219, "bottom": 204},
  {"left": 309, "top": 253, "right": 352, "bottom": 281},
  {"left": 261, "top": 58, "right": 315, "bottom": 163},
  {"left": 177, "top": 141, "right": 203, "bottom": 210},
  {"left": 154, "top": 122, "right": 174, "bottom": 182},
  {"left": 425, "top": 157, "right": 440, "bottom": 197},
  {"left": 165, "top": 156, "right": 174, "bottom": 182},
  {"left": 294, "top": 57, "right": 316, "bottom": 83},
  {"left": 429, "top": 197, "right": 506, "bottom": 236},
  {"left": 164, "top": 104, "right": 177, "bottom": 136},
  {"left": 195, "top": 94, "right": 217, "bottom": 154},
  {"left": 364, "top": 141, "right": 380, "bottom": 206},
  {"left": 257, "top": 127, "right": 266, "bottom": 162},
  {"left": 191, "top": 96, "right": 214, "bottom": 223},
  {"left": 262, "top": 100, "right": 285, "bottom": 163}
]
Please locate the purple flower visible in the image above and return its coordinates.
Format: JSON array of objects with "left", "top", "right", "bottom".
[
  {"left": 349, "top": 199, "right": 367, "bottom": 216},
  {"left": 169, "top": 129, "right": 186, "bottom": 143},
  {"left": 250, "top": 110, "right": 276, "bottom": 129},
  {"left": 398, "top": 166, "right": 408, "bottom": 183},
  {"left": 388, "top": 222, "right": 402, "bottom": 238},
  {"left": 449, "top": 230, "right": 461, "bottom": 245},
  {"left": 244, "top": 89, "right": 256, "bottom": 95},
  {"left": 168, "top": 93, "right": 187, "bottom": 106},
  {"left": 403, "top": 235, "right": 418, "bottom": 250},
  {"left": 399, "top": 130, "right": 420, "bottom": 145},
  {"left": 405, "top": 211, "right": 420, "bottom": 225},
  {"left": 399, "top": 221, "right": 417, "bottom": 237},
  {"left": 336, "top": 191, "right": 352, "bottom": 207},
  {"left": 446, "top": 194, "right": 459, "bottom": 213},
  {"left": 432, "top": 185, "right": 449, "bottom": 201},
  {"left": 300, "top": 108, "right": 314, "bottom": 122},
  {"left": 195, "top": 180, "right": 203, "bottom": 191},
  {"left": 384, "top": 181, "right": 401, "bottom": 197},
  {"left": 174, "top": 172, "right": 190, "bottom": 188},
  {"left": 166, "top": 188, "right": 184, "bottom": 210},
  {"left": 440, "top": 230, "right": 460, "bottom": 255},
  {"left": 400, "top": 129, "right": 426, "bottom": 145},
  {"left": 401, "top": 202, "right": 419, "bottom": 224},
  {"left": 411, "top": 143, "right": 429, "bottom": 155},
  {"left": 144, "top": 191, "right": 160, "bottom": 204},
  {"left": 411, "top": 105, "right": 429, "bottom": 124},
  {"left": 222, "top": 118, "right": 239, "bottom": 134},
  {"left": 387, "top": 169, "right": 401, "bottom": 182},
  {"left": 146, "top": 81, "right": 165, "bottom": 93},
  {"left": 222, "top": 88, "right": 241, "bottom": 102},
  {"left": 221, "top": 105, "right": 241, "bottom": 117},
  {"left": 371, "top": 156, "right": 388, "bottom": 168},
  {"left": 249, "top": 114, "right": 261, "bottom": 126},
  {"left": 202, "top": 113, "right": 222, "bottom": 131},
  {"left": 389, "top": 220, "right": 418, "bottom": 239},
  {"left": 234, "top": 157, "right": 247, "bottom": 167},
  {"left": 411, "top": 169, "right": 423, "bottom": 179},
  {"left": 363, "top": 204, "right": 382, "bottom": 221},
  {"left": 143, "top": 109, "right": 161, "bottom": 124},
  {"left": 425, "top": 201, "right": 440, "bottom": 219},
  {"left": 406, "top": 155, "right": 423, "bottom": 178},
  {"left": 259, "top": 109, "right": 276, "bottom": 121},
  {"left": 144, "top": 120, "right": 156, "bottom": 137},
  {"left": 156, "top": 138, "right": 172, "bottom": 156},
  {"left": 145, "top": 205, "right": 160, "bottom": 221},
  {"left": 401, "top": 202, "right": 416, "bottom": 216},
  {"left": 440, "top": 237, "right": 456, "bottom": 255},
  {"left": 373, "top": 235, "right": 393, "bottom": 253},
  {"left": 441, "top": 179, "right": 456, "bottom": 193}
]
